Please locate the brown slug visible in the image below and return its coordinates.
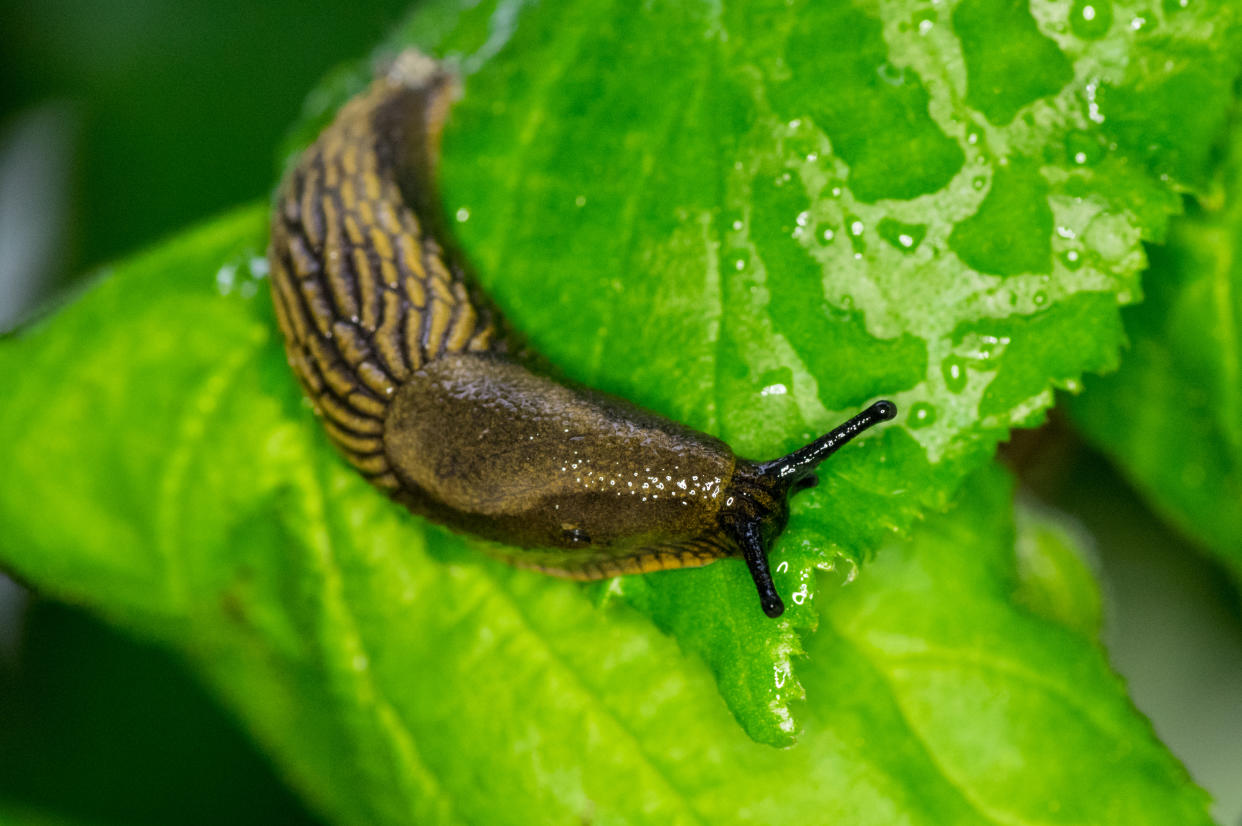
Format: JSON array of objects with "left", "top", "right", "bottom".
[{"left": 267, "top": 51, "right": 896, "bottom": 618}]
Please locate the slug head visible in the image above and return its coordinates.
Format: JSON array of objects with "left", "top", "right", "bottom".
[{"left": 720, "top": 400, "right": 897, "bottom": 618}]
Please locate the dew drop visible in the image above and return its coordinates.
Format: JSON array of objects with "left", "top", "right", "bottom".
[
  {"left": 844, "top": 215, "right": 867, "bottom": 254},
  {"left": 1070, "top": 0, "right": 1112, "bottom": 39},
  {"left": 974, "top": 334, "right": 1011, "bottom": 360},
  {"left": 942, "top": 356, "right": 968, "bottom": 393},
  {"left": 215, "top": 264, "right": 237, "bottom": 295},
  {"left": 876, "top": 61, "right": 906, "bottom": 86},
  {"left": 908, "top": 401, "right": 937, "bottom": 429},
  {"left": 877, "top": 218, "right": 926, "bottom": 253},
  {"left": 841, "top": 558, "right": 859, "bottom": 585},
  {"left": 1064, "top": 130, "right": 1104, "bottom": 166}
]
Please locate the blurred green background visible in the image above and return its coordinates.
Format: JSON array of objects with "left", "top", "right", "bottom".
[
  {"left": 0, "top": 1, "right": 406, "bottom": 822},
  {"left": 1, "top": 1, "right": 1241, "bottom": 824},
  {"left": 1, "top": 0, "right": 407, "bottom": 305}
]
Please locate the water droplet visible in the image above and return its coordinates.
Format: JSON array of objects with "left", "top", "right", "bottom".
[
  {"left": 1071, "top": 0, "right": 1113, "bottom": 38},
  {"left": 877, "top": 218, "right": 927, "bottom": 253},
  {"left": 912, "top": 9, "right": 936, "bottom": 35},
  {"left": 795, "top": 210, "right": 811, "bottom": 227},
  {"left": 215, "top": 264, "right": 237, "bottom": 295},
  {"left": 974, "top": 334, "right": 1011, "bottom": 360},
  {"left": 1061, "top": 249, "right": 1083, "bottom": 270},
  {"left": 455, "top": 207, "right": 471, "bottom": 222},
  {"left": 844, "top": 215, "right": 867, "bottom": 254},
  {"left": 1084, "top": 78, "right": 1105, "bottom": 124},
  {"left": 876, "top": 62, "right": 906, "bottom": 86},
  {"left": 1033, "top": 290, "right": 1048, "bottom": 306},
  {"left": 819, "top": 227, "right": 836, "bottom": 244},
  {"left": 942, "top": 356, "right": 968, "bottom": 393},
  {"left": 731, "top": 219, "right": 744, "bottom": 231},
  {"left": 841, "top": 558, "right": 859, "bottom": 585},
  {"left": 908, "top": 401, "right": 937, "bottom": 429},
  {"left": 972, "top": 175, "right": 987, "bottom": 190},
  {"left": 1064, "top": 130, "right": 1104, "bottom": 166},
  {"left": 574, "top": 194, "right": 587, "bottom": 207}
]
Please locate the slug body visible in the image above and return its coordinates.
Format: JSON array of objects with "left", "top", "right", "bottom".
[{"left": 268, "top": 52, "right": 896, "bottom": 617}]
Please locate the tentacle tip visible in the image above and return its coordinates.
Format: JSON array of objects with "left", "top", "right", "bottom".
[
  {"left": 761, "top": 593, "right": 786, "bottom": 618},
  {"left": 872, "top": 399, "right": 898, "bottom": 420}
]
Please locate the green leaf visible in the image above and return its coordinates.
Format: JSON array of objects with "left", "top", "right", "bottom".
[
  {"left": 1069, "top": 108, "right": 1242, "bottom": 574},
  {"left": 3, "top": 0, "right": 1240, "bottom": 750},
  {"left": 380, "top": 0, "right": 1241, "bottom": 740},
  {"left": 0, "top": 603, "right": 322, "bottom": 826},
  {"left": 0, "top": 259, "right": 1212, "bottom": 824},
  {"left": 1013, "top": 497, "right": 1103, "bottom": 638}
]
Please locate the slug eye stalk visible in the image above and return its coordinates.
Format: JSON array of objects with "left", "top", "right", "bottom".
[
  {"left": 760, "top": 400, "right": 898, "bottom": 488},
  {"left": 728, "top": 400, "right": 897, "bottom": 618}
]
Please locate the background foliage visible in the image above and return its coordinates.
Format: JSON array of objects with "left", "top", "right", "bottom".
[{"left": 1, "top": 0, "right": 1241, "bottom": 824}]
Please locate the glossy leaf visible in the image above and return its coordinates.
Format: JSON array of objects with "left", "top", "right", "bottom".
[
  {"left": 1069, "top": 110, "right": 1242, "bottom": 574},
  {"left": 0, "top": 262, "right": 1211, "bottom": 821},
  {"left": 2, "top": 0, "right": 1240, "bottom": 751},
  {"left": 380, "top": 0, "right": 1239, "bottom": 740}
]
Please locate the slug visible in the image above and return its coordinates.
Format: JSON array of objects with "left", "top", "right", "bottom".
[{"left": 267, "top": 52, "right": 896, "bottom": 618}]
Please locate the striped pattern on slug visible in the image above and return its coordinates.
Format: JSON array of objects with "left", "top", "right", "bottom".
[
  {"left": 269, "top": 54, "right": 511, "bottom": 492},
  {"left": 268, "top": 50, "right": 897, "bottom": 618}
]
